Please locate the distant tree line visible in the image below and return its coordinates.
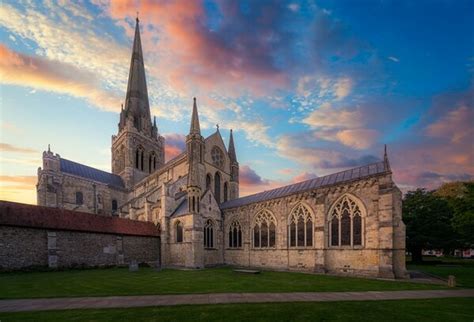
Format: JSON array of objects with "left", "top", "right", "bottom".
[{"left": 403, "top": 181, "right": 474, "bottom": 262}]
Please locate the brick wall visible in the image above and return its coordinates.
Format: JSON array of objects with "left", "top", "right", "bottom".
[{"left": 0, "top": 201, "right": 160, "bottom": 271}]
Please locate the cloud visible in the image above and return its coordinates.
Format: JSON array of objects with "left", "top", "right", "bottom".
[
  {"left": 426, "top": 105, "right": 473, "bottom": 144},
  {"left": 0, "top": 45, "right": 121, "bottom": 112},
  {"left": 388, "top": 56, "right": 399, "bottom": 62},
  {"left": 292, "top": 172, "right": 318, "bottom": 183},
  {"left": 0, "top": 175, "right": 37, "bottom": 205},
  {"left": 276, "top": 133, "right": 380, "bottom": 171},
  {"left": 0, "top": 143, "right": 38, "bottom": 154},
  {"left": 335, "top": 129, "right": 379, "bottom": 150},
  {"left": 0, "top": 175, "right": 37, "bottom": 188},
  {"left": 334, "top": 77, "right": 353, "bottom": 99},
  {"left": 302, "top": 103, "right": 379, "bottom": 149},
  {"left": 163, "top": 133, "right": 186, "bottom": 161},
  {"left": 240, "top": 165, "right": 269, "bottom": 186}
]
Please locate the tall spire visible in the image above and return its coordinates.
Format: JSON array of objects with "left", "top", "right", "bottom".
[
  {"left": 123, "top": 17, "right": 150, "bottom": 124},
  {"left": 189, "top": 97, "right": 201, "bottom": 135},
  {"left": 228, "top": 129, "right": 237, "bottom": 162}
]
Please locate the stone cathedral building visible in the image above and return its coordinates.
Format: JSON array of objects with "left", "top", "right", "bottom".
[{"left": 36, "top": 19, "right": 406, "bottom": 278}]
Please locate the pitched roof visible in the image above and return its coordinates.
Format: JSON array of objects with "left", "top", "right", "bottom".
[
  {"left": 220, "top": 161, "right": 390, "bottom": 210},
  {"left": 60, "top": 158, "right": 125, "bottom": 189},
  {"left": 0, "top": 201, "right": 159, "bottom": 237},
  {"left": 170, "top": 197, "right": 188, "bottom": 217}
]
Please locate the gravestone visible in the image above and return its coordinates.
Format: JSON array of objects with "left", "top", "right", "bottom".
[
  {"left": 129, "top": 260, "right": 138, "bottom": 272},
  {"left": 447, "top": 275, "right": 456, "bottom": 287}
]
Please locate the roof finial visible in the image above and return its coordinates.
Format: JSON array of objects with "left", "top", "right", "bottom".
[
  {"left": 48, "top": 144, "right": 51, "bottom": 153},
  {"left": 383, "top": 144, "right": 391, "bottom": 171},
  {"left": 153, "top": 115, "right": 156, "bottom": 127},
  {"left": 216, "top": 123, "right": 220, "bottom": 131},
  {"left": 136, "top": 11, "right": 139, "bottom": 23}
]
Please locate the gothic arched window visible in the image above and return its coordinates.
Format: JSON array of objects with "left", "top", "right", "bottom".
[
  {"left": 253, "top": 210, "right": 276, "bottom": 248},
  {"left": 288, "top": 203, "right": 313, "bottom": 247},
  {"left": 176, "top": 221, "right": 183, "bottom": 243},
  {"left": 75, "top": 191, "right": 83, "bottom": 205},
  {"left": 206, "top": 174, "right": 212, "bottom": 190},
  {"left": 112, "top": 199, "right": 118, "bottom": 214},
  {"left": 211, "top": 146, "right": 224, "bottom": 168},
  {"left": 228, "top": 220, "right": 242, "bottom": 248},
  {"left": 135, "top": 147, "right": 144, "bottom": 171},
  {"left": 149, "top": 152, "right": 157, "bottom": 173},
  {"left": 214, "top": 172, "right": 221, "bottom": 204},
  {"left": 223, "top": 182, "right": 228, "bottom": 202},
  {"left": 204, "top": 219, "right": 214, "bottom": 248},
  {"left": 328, "top": 195, "right": 364, "bottom": 247}
]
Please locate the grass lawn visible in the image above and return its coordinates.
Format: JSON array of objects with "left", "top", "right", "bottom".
[
  {"left": 0, "top": 267, "right": 446, "bottom": 299},
  {"left": 1, "top": 298, "right": 473, "bottom": 322},
  {"left": 408, "top": 257, "right": 474, "bottom": 288}
]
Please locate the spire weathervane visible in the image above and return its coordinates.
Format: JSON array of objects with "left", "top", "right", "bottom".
[{"left": 136, "top": 11, "right": 139, "bottom": 23}]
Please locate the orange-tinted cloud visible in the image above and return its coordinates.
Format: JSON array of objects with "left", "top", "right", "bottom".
[
  {"left": 0, "top": 143, "right": 38, "bottom": 154},
  {"left": 164, "top": 133, "right": 186, "bottom": 162},
  {"left": 0, "top": 44, "right": 121, "bottom": 112},
  {"left": 103, "top": 0, "right": 289, "bottom": 97}
]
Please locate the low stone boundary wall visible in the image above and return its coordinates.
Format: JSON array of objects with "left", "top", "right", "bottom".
[{"left": 0, "top": 201, "right": 160, "bottom": 271}]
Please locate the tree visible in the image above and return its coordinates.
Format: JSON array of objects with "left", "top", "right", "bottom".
[
  {"left": 403, "top": 189, "right": 455, "bottom": 262},
  {"left": 435, "top": 182, "right": 474, "bottom": 247}
]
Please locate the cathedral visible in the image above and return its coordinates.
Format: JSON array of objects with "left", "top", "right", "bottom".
[{"left": 36, "top": 18, "right": 407, "bottom": 278}]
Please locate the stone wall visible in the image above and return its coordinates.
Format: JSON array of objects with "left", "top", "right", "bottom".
[
  {"left": 0, "top": 201, "right": 160, "bottom": 271},
  {"left": 221, "top": 173, "right": 407, "bottom": 279}
]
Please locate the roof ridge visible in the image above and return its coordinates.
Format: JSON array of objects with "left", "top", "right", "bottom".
[
  {"left": 221, "top": 160, "right": 389, "bottom": 210},
  {"left": 61, "top": 158, "right": 120, "bottom": 177}
]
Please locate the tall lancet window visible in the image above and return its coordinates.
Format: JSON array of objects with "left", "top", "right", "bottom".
[
  {"left": 328, "top": 195, "right": 364, "bottom": 248},
  {"left": 228, "top": 220, "right": 242, "bottom": 248},
  {"left": 204, "top": 219, "right": 214, "bottom": 248},
  {"left": 214, "top": 172, "right": 221, "bottom": 204},
  {"left": 288, "top": 203, "right": 313, "bottom": 247},
  {"left": 252, "top": 210, "right": 276, "bottom": 248}
]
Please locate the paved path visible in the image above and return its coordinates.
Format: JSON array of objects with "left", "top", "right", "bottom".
[{"left": 1, "top": 289, "right": 473, "bottom": 312}]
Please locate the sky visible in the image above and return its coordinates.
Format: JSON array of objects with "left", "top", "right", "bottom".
[{"left": 0, "top": 0, "right": 473, "bottom": 205}]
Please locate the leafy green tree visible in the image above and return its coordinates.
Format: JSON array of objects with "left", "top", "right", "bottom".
[
  {"left": 435, "top": 182, "right": 474, "bottom": 247},
  {"left": 403, "top": 189, "right": 455, "bottom": 262}
]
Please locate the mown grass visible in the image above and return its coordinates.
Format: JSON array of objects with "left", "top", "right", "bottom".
[
  {"left": 0, "top": 266, "right": 446, "bottom": 299},
  {"left": 1, "top": 298, "right": 473, "bottom": 322},
  {"left": 408, "top": 256, "right": 474, "bottom": 288}
]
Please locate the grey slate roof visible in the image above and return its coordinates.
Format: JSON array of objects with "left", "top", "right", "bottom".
[
  {"left": 60, "top": 158, "right": 125, "bottom": 189},
  {"left": 220, "top": 161, "right": 390, "bottom": 210},
  {"left": 170, "top": 197, "right": 188, "bottom": 217}
]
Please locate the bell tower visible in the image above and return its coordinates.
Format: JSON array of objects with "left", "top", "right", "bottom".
[{"left": 111, "top": 17, "right": 165, "bottom": 188}]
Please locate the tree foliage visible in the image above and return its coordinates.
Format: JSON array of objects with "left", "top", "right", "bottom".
[
  {"left": 435, "top": 182, "right": 474, "bottom": 246},
  {"left": 403, "top": 188, "right": 455, "bottom": 262}
]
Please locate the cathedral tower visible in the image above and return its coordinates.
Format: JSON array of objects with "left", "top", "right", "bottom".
[
  {"left": 111, "top": 17, "right": 165, "bottom": 188},
  {"left": 186, "top": 98, "right": 205, "bottom": 214},
  {"left": 227, "top": 129, "right": 239, "bottom": 200}
]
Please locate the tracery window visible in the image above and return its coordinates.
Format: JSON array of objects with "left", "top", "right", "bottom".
[
  {"left": 228, "top": 220, "right": 242, "bottom": 248},
  {"left": 214, "top": 172, "right": 221, "bottom": 204},
  {"left": 211, "top": 146, "right": 224, "bottom": 168},
  {"left": 75, "top": 191, "right": 83, "bottom": 205},
  {"left": 288, "top": 203, "right": 313, "bottom": 247},
  {"left": 223, "top": 182, "right": 228, "bottom": 202},
  {"left": 204, "top": 219, "right": 214, "bottom": 248},
  {"left": 253, "top": 210, "right": 276, "bottom": 248},
  {"left": 176, "top": 221, "right": 183, "bottom": 243},
  {"left": 329, "top": 195, "right": 364, "bottom": 247}
]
